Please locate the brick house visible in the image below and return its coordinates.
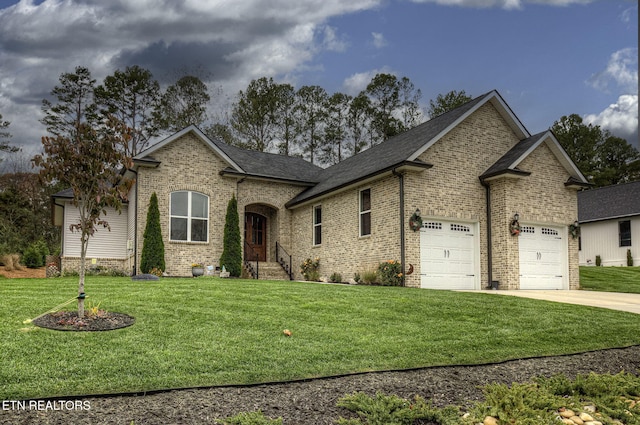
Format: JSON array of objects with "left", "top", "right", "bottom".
[{"left": 53, "top": 90, "right": 589, "bottom": 289}]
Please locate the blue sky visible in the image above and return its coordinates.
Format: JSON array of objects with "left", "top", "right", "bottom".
[{"left": 0, "top": 0, "right": 637, "bottom": 164}]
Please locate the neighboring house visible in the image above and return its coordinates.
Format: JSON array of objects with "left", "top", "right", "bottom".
[
  {"left": 52, "top": 90, "right": 589, "bottom": 290},
  {"left": 578, "top": 181, "right": 640, "bottom": 267}
]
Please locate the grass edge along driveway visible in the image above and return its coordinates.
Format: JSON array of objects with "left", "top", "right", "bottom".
[{"left": 2, "top": 276, "right": 640, "bottom": 400}]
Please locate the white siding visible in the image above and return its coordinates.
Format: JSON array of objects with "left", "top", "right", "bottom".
[
  {"left": 579, "top": 216, "right": 640, "bottom": 266},
  {"left": 127, "top": 185, "right": 136, "bottom": 252},
  {"left": 63, "top": 201, "right": 129, "bottom": 259}
]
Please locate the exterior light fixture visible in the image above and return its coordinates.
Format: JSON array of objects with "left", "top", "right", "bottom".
[
  {"left": 510, "top": 212, "right": 521, "bottom": 236},
  {"left": 409, "top": 208, "right": 423, "bottom": 232}
]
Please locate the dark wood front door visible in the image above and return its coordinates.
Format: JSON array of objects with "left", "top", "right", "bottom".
[{"left": 245, "top": 213, "right": 267, "bottom": 261}]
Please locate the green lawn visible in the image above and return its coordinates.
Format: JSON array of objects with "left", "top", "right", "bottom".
[
  {"left": 2, "top": 276, "right": 640, "bottom": 400},
  {"left": 580, "top": 266, "right": 640, "bottom": 293}
]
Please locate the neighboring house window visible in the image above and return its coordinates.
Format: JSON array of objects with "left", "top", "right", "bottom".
[
  {"left": 170, "top": 191, "right": 209, "bottom": 242},
  {"left": 313, "top": 205, "right": 322, "bottom": 246},
  {"left": 619, "top": 220, "right": 631, "bottom": 247},
  {"left": 360, "top": 188, "right": 371, "bottom": 237}
]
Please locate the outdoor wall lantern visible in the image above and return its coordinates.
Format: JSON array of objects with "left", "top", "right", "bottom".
[
  {"left": 509, "top": 212, "right": 521, "bottom": 236},
  {"left": 409, "top": 208, "right": 423, "bottom": 232},
  {"left": 569, "top": 220, "right": 580, "bottom": 239}
]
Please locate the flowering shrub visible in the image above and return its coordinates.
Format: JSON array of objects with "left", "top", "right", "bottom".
[
  {"left": 377, "top": 260, "right": 403, "bottom": 286},
  {"left": 300, "top": 258, "right": 320, "bottom": 281},
  {"left": 149, "top": 267, "right": 163, "bottom": 277}
]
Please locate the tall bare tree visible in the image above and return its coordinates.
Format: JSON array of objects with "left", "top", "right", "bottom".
[{"left": 94, "top": 65, "right": 161, "bottom": 157}]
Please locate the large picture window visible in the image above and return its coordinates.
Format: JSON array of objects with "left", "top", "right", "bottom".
[
  {"left": 360, "top": 188, "right": 371, "bottom": 237},
  {"left": 170, "top": 191, "right": 209, "bottom": 242},
  {"left": 313, "top": 205, "right": 322, "bottom": 246},
  {"left": 619, "top": 220, "right": 631, "bottom": 247}
]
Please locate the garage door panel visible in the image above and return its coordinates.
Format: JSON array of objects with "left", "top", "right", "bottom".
[
  {"left": 420, "top": 220, "right": 477, "bottom": 290},
  {"left": 519, "top": 225, "right": 565, "bottom": 290}
]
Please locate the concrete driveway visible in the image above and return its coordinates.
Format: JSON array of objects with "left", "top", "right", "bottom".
[{"left": 473, "top": 290, "right": 640, "bottom": 315}]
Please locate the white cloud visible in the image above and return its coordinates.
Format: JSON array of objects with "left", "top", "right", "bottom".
[
  {"left": 407, "top": 0, "right": 593, "bottom": 9},
  {"left": 585, "top": 94, "right": 639, "bottom": 146},
  {"left": 322, "top": 26, "right": 348, "bottom": 52},
  {"left": 588, "top": 48, "right": 639, "bottom": 94},
  {"left": 371, "top": 32, "right": 388, "bottom": 49},
  {"left": 341, "top": 67, "right": 395, "bottom": 95}
]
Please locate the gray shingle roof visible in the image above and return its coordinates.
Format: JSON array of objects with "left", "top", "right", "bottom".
[
  {"left": 215, "top": 142, "right": 322, "bottom": 183},
  {"left": 480, "top": 132, "right": 546, "bottom": 179},
  {"left": 578, "top": 181, "right": 640, "bottom": 222}
]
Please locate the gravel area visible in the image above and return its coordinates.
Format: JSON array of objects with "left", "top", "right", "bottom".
[{"left": 2, "top": 345, "right": 639, "bottom": 424}]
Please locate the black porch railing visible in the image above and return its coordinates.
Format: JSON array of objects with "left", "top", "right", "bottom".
[
  {"left": 244, "top": 240, "right": 259, "bottom": 279},
  {"left": 275, "top": 241, "right": 294, "bottom": 280}
]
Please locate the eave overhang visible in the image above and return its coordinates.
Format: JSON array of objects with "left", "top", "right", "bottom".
[{"left": 285, "top": 159, "right": 433, "bottom": 209}]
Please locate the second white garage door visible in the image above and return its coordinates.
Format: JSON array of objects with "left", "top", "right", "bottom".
[
  {"left": 518, "top": 225, "right": 566, "bottom": 290},
  {"left": 420, "top": 220, "right": 478, "bottom": 290}
]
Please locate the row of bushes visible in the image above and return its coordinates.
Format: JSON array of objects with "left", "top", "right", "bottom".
[
  {"left": 594, "top": 250, "right": 634, "bottom": 267},
  {"left": 0, "top": 240, "right": 50, "bottom": 270},
  {"left": 302, "top": 259, "right": 404, "bottom": 286}
]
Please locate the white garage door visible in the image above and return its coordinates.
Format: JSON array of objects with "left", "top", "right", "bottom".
[
  {"left": 420, "top": 220, "right": 477, "bottom": 290},
  {"left": 518, "top": 225, "right": 565, "bottom": 290}
]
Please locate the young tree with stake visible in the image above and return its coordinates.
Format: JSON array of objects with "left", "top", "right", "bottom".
[{"left": 33, "top": 67, "right": 133, "bottom": 318}]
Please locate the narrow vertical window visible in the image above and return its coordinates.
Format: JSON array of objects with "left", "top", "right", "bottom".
[
  {"left": 360, "top": 188, "right": 371, "bottom": 237},
  {"left": 313, "top": 205, "right": 322, "bottom": 246},
  {"left": 619, "top": 220, "right": 631, "bottom": 247}
]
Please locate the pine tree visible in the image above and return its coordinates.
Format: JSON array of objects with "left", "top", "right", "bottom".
[
  {"left": 140, "top": 192, "right": 165, "bottom": 274},
  {"left": 219, "top": 195, "right": 242, "bottom": 277}
]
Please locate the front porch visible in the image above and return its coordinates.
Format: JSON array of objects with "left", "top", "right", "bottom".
[{"left": 243, "top": 203, "right": 294, "bottom": 280}]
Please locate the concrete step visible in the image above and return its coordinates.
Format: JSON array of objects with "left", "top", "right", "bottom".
[{"left": 243, "top": 261, "right": 292, "bottom": 280}]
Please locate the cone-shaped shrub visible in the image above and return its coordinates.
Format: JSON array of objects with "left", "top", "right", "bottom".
[
  {"left": 220, "top": 195, "right": 242, "bottom": 277},
  {"left": 140, "top": 192, "right": 165, "bottom": 274}
]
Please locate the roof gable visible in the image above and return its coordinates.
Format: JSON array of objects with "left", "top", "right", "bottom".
[
  {"left": 408, "top": 90, "right": 530, "bottom": 161},
  {"left": 135, "top": 126, "right": 245, "bottom": 173},
  {"left": 481, "top": 131, "right": 589, "bottom": 185},
  {"left": 578, "top": 181, "right": 640, "bottom": 222}
]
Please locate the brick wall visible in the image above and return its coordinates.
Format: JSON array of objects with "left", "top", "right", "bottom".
[
  {"left": 403, "top": 102, "right": 520, "bottom": 288},
  {"left": 61, "top": 257, "right": 129, "bottom": 275},
  {"left": 290, "top": 176, "right": 402, "bottom": 282},
  {"left": 136, "top": 132, "right": 307, "bottom": 276},
  {"left": 136, "top": 133, "right": 235, "bottom": 276},
  {"left": 490, "top": 142, "right": 580, "bottom": 289}
]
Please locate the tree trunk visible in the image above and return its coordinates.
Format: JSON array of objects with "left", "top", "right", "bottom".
[{"left": 78, "top": 233, "right": 87, "bottom": 318}]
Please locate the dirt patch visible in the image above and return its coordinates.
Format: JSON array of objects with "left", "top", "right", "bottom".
[
  {"left": 32, "top": 311, "right": 135, "bottom": 332},
  {"left": 1, "top": 345, "right": 639, "bottom": 425},
  {"left": 0, "top": 265, "right": 46, "bottom": 279}
]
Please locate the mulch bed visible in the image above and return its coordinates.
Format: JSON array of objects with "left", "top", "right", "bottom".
[
  {"left": 2, "top": 345, "right": 639, "bottom": 424},
  {"left": 32, "top": 311, "right": 135, "bottom": 331}
]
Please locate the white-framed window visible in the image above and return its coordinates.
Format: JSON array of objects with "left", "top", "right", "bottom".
[
  {"left": 359, "top": 188, "right": 371, "bottom": 237},
  {"left": 170, "top": 191, "right": 209, "bottom": 242},
  {"left": 313, "top": 205, "right": 322, "bottom": 246},
  {"left": 619, "top": 220, "right": 631, "bottom": 247}
]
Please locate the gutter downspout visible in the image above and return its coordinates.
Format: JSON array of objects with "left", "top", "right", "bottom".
[
  {"left": 131, "top": 168, "right": 138, "bottom": 276},
  {"left": 480, "top": 179, "right": 493, "bottom": 289},
  {"left": 393, "top": 169, "right": 406, "bottom": 286}
]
